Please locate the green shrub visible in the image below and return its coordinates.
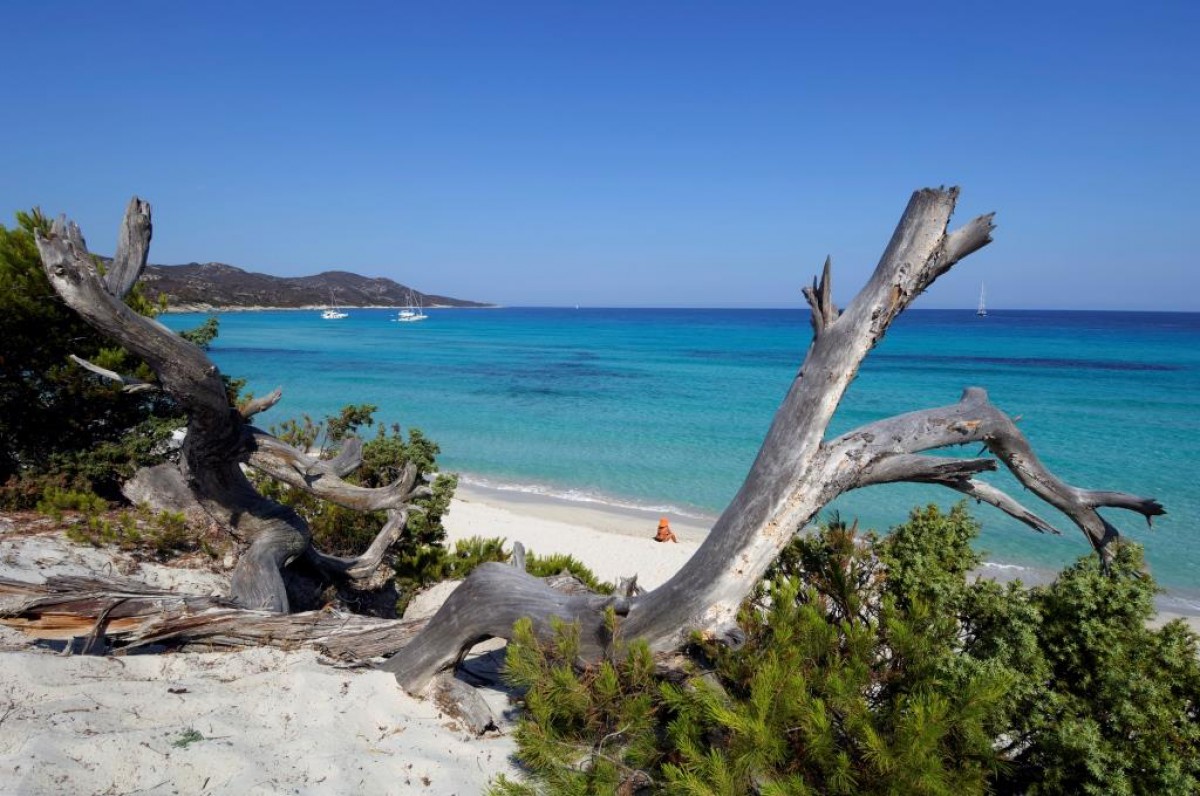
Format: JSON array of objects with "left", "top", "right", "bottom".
[
  {"left": 0, "top": 208, "right": 188, "bottom": 505},
  {"left": 391, "top": 537, "right": 613, "bottom": 615},
  {"left": 40, "top": 486, "right": 196, "bottom": 557},
  {"left": 149, "top": 510, "right": 192, "bottom": 556},
  {"left": 256, "top": 405, "right": 457, "bottom": 556},
  {"left": 36, "top": 486, "right": 109, "bottom": 521},
  {"left": 393, "top": 536, "right": 512, "bottom": 613},
  {"left": 493, "top": 504, "right": 1200, "bottom": 795},
  {"left": 495, "top": 612, "right": 662, "bottom": 795},
  {"left": 525, "top": 552, "right": 615, "bottom": 595},
  {"left": 66, "top": 509, "right": 193, "bottom": 556}
]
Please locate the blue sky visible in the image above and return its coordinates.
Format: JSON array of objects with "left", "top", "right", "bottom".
[{"left": 2, "top": 2, "right": 1196, "bottom": 309}]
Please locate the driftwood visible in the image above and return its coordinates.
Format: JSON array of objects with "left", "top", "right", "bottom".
[
  {"left": 33, "top": 210, "right": 430, "bottom": 613},
  {"left": 379, "top": 187, "right": 1163, "bottom": 691},
  {"left": 12, "top": 187, "right": 1162, "bottom": 697},
  {"left": 0, "top": 575, "right": 425, "bottom": 658},
  {"left": 0, "top": 557, "right": 605, "bottom": 662}
]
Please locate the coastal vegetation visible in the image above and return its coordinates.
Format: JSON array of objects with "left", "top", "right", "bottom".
[
  {"left": 37, "top": 487, "right": 195, "bottom": 558},
  {"left": 3, "top": 188, "right": 1190, "bottom": 794},
  {"left": 491, "top": 506, "right": 1200, "bottom": 795},
  {"left": 0, "top": 208, "right": 180, "bottom": 505}
]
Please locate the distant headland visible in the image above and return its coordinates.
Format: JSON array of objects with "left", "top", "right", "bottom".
[{"left": 133, "top": 261, "right": 493, "bottom": 312}]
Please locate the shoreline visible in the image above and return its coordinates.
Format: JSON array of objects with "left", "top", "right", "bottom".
[
  {"left": 445, "top": 481, "right": 707, "bottom": 590},
  {"left": 445, "top": 480, "right": 1200, "bottom": 621}
]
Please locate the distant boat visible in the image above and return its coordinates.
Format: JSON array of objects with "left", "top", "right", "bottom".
[
  {"left": 976, "top": 283, "right": 987, "bottom": 317},
  {"left": 394, "top": 290, "right": 428, "bottom": 323},
  {"left": 321, "top": 290, "right": 348, "bottom": 319}
]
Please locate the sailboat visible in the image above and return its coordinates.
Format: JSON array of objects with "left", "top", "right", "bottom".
[
  {"left": 976, "top": 283, "right": 987, "bottom": 317},
  {"left": 394, "top": 290, "right": 429, "bottom": 323},
  {"left": 320, "top": 289, "right": 348, "bottom": 319}
]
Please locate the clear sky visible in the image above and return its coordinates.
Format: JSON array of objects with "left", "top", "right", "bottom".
[{"left": 2, "top": 1, "right": 1196, "bottom": 309}]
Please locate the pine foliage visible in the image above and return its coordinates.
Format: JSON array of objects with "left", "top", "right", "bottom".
[
  {"left": 492, "top": 504, "right": 1200, "bottom": 795},
  {"left": 0, "top": 208, "right": 184, "bottom": 505},
  {"left": 255, "top": 404, "right": 458, "bottom": 559},
  {"left": 254, "top": 404, "right": 468, "bottom": 612}
]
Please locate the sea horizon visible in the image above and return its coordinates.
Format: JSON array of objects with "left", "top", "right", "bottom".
[{"left": 163, "top": 304, "right": 1200, "bottom": 313}]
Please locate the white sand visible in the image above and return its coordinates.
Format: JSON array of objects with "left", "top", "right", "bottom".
[
  {"left": 0, "top": 524, "right": 526, "bottom": 795},
  {"left": 442, "top": 482, "right": 708, "bottom": 590},
  {"left": 4, "top": 486, "right": 1197, "bottom": 795},
  {"left": 0, "top": 491, "right": 707, "bottom": 796},
  {"left": 0, "top": 647, "right": 513, "bottom": 795}
]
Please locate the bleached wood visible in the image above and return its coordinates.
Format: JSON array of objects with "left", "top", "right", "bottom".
[
  {"left": 382, "top": 187, "right": 1159, "bottom": 692},
  {"left": 35, "top": 200, "right": 427, "bottom": 613},
  {"left": 801, "top": 255, "right": 837, "bottom": 336},
  {"left": 238, "top": 386, "right": 283, "bottom": 420},
  {"left": 0, "top": 575, "right": 423, "bottom": 658},
  {"left": 245, "top": 429, "right": 429, "bottom": 511},
  {"left": 823, "top": 387, "right": 1163, "bottom": 553},
  {"left": 106, "top": 197, "right": 152, "bottom": 297},
  {"left": 852, "top": 453, "right": 1060, "bottom": 534},
  {"left": 32, "top": 189, "right": 1164, "bottom": 700},
  {"left": 68, "top": 353, "right": 159, "bottom": 393}
]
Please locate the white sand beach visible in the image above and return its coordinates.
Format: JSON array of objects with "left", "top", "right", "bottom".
[
  {"left": 1, "top": 487, "right": 1196, "bottom": 795},
  {"left": 443, "top": 482, "right": 708, "bottom": 589},
  {"left": 0, "top": 488, "right": 709, "bottom": 796}
]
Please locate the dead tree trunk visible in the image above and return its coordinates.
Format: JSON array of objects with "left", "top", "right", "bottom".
[
  {"left": 23, "top": 188, "right": 1163, "bottom": 696},
  {"left": 33, "top": 202, "right": 430, "bottom": 612},
  {"left": 380, "top": 187, "right": 1163, "bottom": 691}
]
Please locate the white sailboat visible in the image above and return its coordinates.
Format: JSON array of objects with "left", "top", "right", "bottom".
[
  {"left": 976, "top": 283, "right": 987, "bottom": 317},
  {"left": 320, "top": 290, "right": 348, "bottom": 319},
  {"left": 394, "top": 290, "right": 428, "bottom": 323}
]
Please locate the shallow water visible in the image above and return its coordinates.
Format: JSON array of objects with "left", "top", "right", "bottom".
[{"left": 160, "top": 308, "right": 1200, "bottom": 608}]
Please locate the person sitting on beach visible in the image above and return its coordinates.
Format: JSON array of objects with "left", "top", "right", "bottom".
[{"left": 654, "top": 516, "right": 677, "bottom": 543}]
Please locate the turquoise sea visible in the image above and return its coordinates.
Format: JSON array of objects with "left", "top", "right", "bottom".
[{"left": 160, "top": 308, "right": 1200, "bottom": 610}]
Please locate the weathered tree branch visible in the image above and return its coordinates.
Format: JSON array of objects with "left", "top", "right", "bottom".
[
  {"left": 0, "top": 575, "right": 423, "bottom": 658},
  {"left": 305, "top": 508, "right": 411, "bottom": 580},
  {"left": 68, "top": 353, "right": 160, "bottom": 394},
  {"left": 36, "top": 199, "right": 426, "bottom": 613},
  {"left": 825, "top": 387, "right": 1163, "bottom": 553},
  {"left": 380, "top": 563, "right": 632, "bottom": 684},
  {"left": 244, "top": 429, "right": 429, "bottom": 511},
  {"left": 31, "top": 189, "right": 1163, "bottom": 702},
  {"left": 38, "top": 207, "right": 311, "bottom": 611},
  {"left": 801, "top": 256, "right": 838, "bottom": 337},
  {"left": 0, "top": 569, "right": 616, "bottom": 661},
  {"left": 238, "top": 386, "right": 283, "bottom": 420},
  {"left": 324, "top": 436, "right": 365, "bottom": 477},
  {"left": 38, "top": 211, "right": 228, "bottom": 424},
  {"left": 852, "top": 453, "right": 1060, "bottom": 534},
  {"left": 382, "top": 187, "right": 1161, "bottom": 693},
  {"left": 106, "top": 197, "right": 152, "bottom": 298}
]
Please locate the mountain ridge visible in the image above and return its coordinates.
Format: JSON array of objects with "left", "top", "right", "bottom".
[{"left": 136, "top": 261, "right": 492, "bottom": 311}]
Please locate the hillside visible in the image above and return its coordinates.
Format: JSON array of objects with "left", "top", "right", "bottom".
[{"left": 136, "top": 262, "right": 492, "bottom": 311}]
